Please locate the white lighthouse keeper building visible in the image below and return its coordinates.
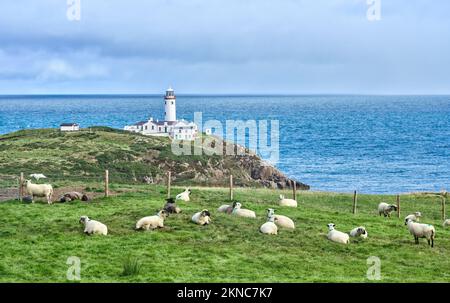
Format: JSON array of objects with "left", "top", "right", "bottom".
[{"left": 165, "top": 87, "right": 176, "bottom": 122}]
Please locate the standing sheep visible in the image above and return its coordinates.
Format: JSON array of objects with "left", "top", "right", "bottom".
[
  {"left": 24, "top": 180, "right": 53, "bottom": 204},
  {"left": 405, "top": 218, "right": 435, "bottom": 247},
  {"left": 279, "top": 195, "right": 297, "bottom": 207},
  {"left": 377, "top": 202, "right": 397, "bottom": 217},
  {"left": 136, "top": 210, "right": 169, "bottom": 230},
  {"left": 327, "top": 223, "right": 349, "bottom": 244},
  {"left": 404, "top": 212, "right": 422, "bottom": 225},
  {"left": 260, "top": 215, "right": 278, "bottom": 235},
  {"left": 79, "top": 216, "right": 108, "bottom": 235},
  {"left": 266, "top": 208, "right": 295, "bottom": 229},
  {"left": 232, "top": 202, "right": 256, "bottom": 218},
  {"left": 349, "top": 226, "right": 368, "bottom": 239},
  {"left": 176, "top": 188, "right": 191, "bottom": 202},
  {"left": 191, "top": 209, "right": 211, "bottom": 225}
]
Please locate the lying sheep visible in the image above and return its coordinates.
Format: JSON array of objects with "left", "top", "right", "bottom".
[
  {"left": 260, "top": 215, "right": 278, "bottom": 235},
  {"left": 232, "top": 202, "right": 256, "bottom": 218},
  {"left": 279, "top": 194, "right": 297, "bottom": 207},
  {"left": 349, "top": 226, "right": 368, "bottom": 239},
  {"left": 378, "top": 202, "right": 397, "bottom": 217},
  {"left": 176, "top": 188, "right": 191, "bottom": 202},
  {"left": 406, "top": 218, "right": 435, "bottom": 247},
  {"left": 218, "top": 201, "right": 237, "bottom": 214},
  {"left": 136, "top": 210, "right": 169, "bottom": 230},
  {"left": 79, "top": 216, "right": 108, "bottom": 235},
  {"left": 443, "top": 219, "right": 450, "bottom": 228},
  {"left": 266, "top": 208, "right": 295, "bottom": 229},
  {"left": 404, "top": 212, "right": 422, "bottom": 225},
  {"left": 191, "top": 209, "right": 211, "bottom": 225},
  {"left": 163, "top": 198, "right": 182, "bottom": 214},
  {"left": 25, "top": 180, "right": 53, "bottom": 204},
  {"left": 59, "top": 191, "right": 83, "bottom": 203},
  {"left": 327, "top": 223, "right": 349, "bottom": 244}
]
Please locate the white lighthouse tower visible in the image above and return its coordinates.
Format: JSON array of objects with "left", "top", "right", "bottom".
[{"left": 164, "top": 87, "right": 176, "bottom": 122}]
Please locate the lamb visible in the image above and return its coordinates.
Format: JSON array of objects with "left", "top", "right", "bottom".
[
  {"left": 349, "top": 226, "right": 368, "bottom": 239},
  {"left": 377, "top": 202, "right": 397, "bottom": 217},
  {"left": 232, "top": 202, "right": 256, "bottom": 218},
  {"left": 176, "top": 188, "right": 191, "bottom": 202},
  {"left": 327, "top": 223, "right": 349, "bottom": 244},
  {"left": 406, "top": 218, "right": 435, "bottom": 247},
  {"left": 266, "top": 208, "right": 295, "bottom": 229},
  {"left": 79, "top": 216, "right": 108, "bottom": 235},
  {"left": 218, "top": 201, "right": 237, "bottom": 214},
  {"left": 404, "top": 212, "right": 422, "bottom": 225},
  {"left": 24, "top": 180, "right": 53, "bottom": 204},
  {"left": 136, "top": 210, "right": 169, "bottom": 230},
  {"left": 260, "top": 215, "right": 278, "bottom": 235},
  {"left": 279, "top": 194, "right": 297, "bottom": 207},
  {"left": 163, "top": 198, "right": 182, "bottom": 214},
  {"left": 191, "top": 209, "right": 211, "bottom": 225}
]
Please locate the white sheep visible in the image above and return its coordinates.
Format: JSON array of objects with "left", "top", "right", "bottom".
[
  {"left": 377, "top": 202, "right": 397, "bottom": 217},
  {"left": 29, "top": 173, "right": 47, "bottom": 180},
  {"left": 279, "top": 194, "right": 297, "bottom": 207},
  {"left": 404, "top": 212, "right": 422, "bottom": 225},
  {"left": 349, "top": 226, "right": 368, "bottom": 239},
  {"left": 24, "top": 180, "right": 53, "bottom": 204},
  {"left": 266, "top": 208, "right": 295, "bottom": 229},
  {"left": 327, "top": 223, "right": 349, "bottom": 244},
  {"left": 136, "top": 210, "right": 169, "bottom": 230},
  {"left": 79, "top": 216, "right": 108, "bottom": 235},
  {"left": 176, "top": 188, "right": 191, "bottom": 202},
  {"left": 405, "top": 218, "right": 435, "bottom": 247},
  {"left": 232, "top": 202, "right": 256, "bottom": 218},
  {"left": 443, "top": 219, "right": 450, "bottom": 228},
  {"left": 191, "top": 209, "right": 211, "bottom": 225},
  {"left": 260, "top": 215, "right": 278, "bottom": 235}
]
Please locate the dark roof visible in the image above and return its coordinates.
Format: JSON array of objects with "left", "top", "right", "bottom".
[
  {"left": 155, "top": 121, "right": 177, "bottom": 126},
  {"left": 60, "top": 123, "right": 79, "bottom": 126}
]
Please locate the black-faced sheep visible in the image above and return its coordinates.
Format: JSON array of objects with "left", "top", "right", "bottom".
[
  {"left": 163, "top": 198, "right": 182, "bottom": 214},
  {"left": 192, "top": 209, "right": 211, "bottom": 225},
  {"left": 378, "top": 202, "right": 397, "bottom": 217}
]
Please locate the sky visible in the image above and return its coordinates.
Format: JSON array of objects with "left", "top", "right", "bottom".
[{"left": 0, "top": 0, "right": 449, "bottom": 95}]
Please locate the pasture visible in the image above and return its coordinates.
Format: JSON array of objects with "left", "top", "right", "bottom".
[{"left": 0, "top": 186, "right": 448, "bottom": 282}]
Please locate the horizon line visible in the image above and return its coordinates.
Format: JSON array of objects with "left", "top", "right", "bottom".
[{"left": 1, "top": 93, "right": 450, "bottom": 97}]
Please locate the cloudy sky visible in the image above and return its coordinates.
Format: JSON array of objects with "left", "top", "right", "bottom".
[{"left": 0, "top": 0, "right": 449, "bottom": 94}]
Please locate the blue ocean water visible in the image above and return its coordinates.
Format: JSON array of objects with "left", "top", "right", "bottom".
[{"left": 0, "top": 95, "right": 449, "bottom": 194}]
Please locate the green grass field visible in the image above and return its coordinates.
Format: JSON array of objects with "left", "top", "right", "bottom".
[{"left": 0, "top": 186, "right": 448, "bottom": 282}]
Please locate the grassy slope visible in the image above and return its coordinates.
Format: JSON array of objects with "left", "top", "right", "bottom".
[{"left": 0, "top": 186, "right": 448, "bottom": 282}]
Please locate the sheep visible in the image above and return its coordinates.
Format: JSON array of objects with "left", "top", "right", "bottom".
[
  {"left": 405, "top": 218, "right": 435, "bottom": 247},
  {"left": 232, "top": 202, "right": 256, "bottom": 218},
  {"left": 176, "top": 188, "right": 191, "bottom": 202},
  {"left": 266, "top": 208, "right": 295, "bottom": 229},
  {"left": 260, "top": 215, "right": 278, "bottom": 235},
  {"left": 377, "top": 202, "right": 397, "bottom": 217},
  {"left": 59, "top": 191, "right": 83, "bottom": 203},
  {"left": 404, "top": 212, "right": 422, "bottom": 225},
  {"left": 217, "top": 201, "right": 237, "bottom": 214},
  {"left": 136, "top": 210, "right": 169, "bottom": 230},
  {"left": 81, "top": 194, "right": 90, "bottom": 202},
  {"left": 79, "top": 216, "right": 108, "bottom": 236},
  {"left": 191, "top": 209, "right": 211, "bottom": 225},
  {"left": 279, "top": 194, "right": 297, "bottom": 207},
  {"left": 24, "top": 180, "right": 53, "bottom": 204},
  {"left": 327, "top": 223, "right": 349, "bottom": 244},
  {"left": 163, "top": 198, "right": 182, "bottom": 214},
  {"left": 443, "top": 219, "right": 450, "bottom": 228},
  {"left": 349, "top": 226, "right": 368, "bottom": 239},
  {"left": 29, "top": 173, "right": 47, "bottom": 180}
]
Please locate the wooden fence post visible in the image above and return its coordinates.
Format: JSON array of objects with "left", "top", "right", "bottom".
[
  {"left": 396, "top": 194, "right": 400, "bottom": 218},
  {"left": 229, "top": 175, "right": 233, "bottom": 201},
  {"left": 167, "top": 171, "right": 171, "bottom": 198},
  {"left": 442, "top": 195, "right": 446, "bottom": 221},
  {"left": 19, "top": 172, "right": 24, "bottom": 201},
  {"left": 292, "top": 180, "right": 297, "bottom": 201},
  {"left": 352, "top": 190, "right": 357, "bottom": 214},
  {"left": 104, "top": 170, "right": 109, "bottom": 197}
]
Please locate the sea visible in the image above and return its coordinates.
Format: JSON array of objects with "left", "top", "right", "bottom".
[{"left": 0, "top": 95, "right": 449, "bottom": 194}]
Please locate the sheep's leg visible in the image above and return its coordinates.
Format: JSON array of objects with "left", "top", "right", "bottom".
[
  {"left": 431, "top": 238, "right": 434, "bottom": 248},
  {"left": 414, "top": 236, "right": 419, "bottom": 244},
  {"left": 427, "top": 239, "right": 431, "bottom": 246}
]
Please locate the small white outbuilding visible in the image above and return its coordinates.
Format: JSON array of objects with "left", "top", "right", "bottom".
[{"left": 60, "top": 123, "right": 80, "bottom": 132}]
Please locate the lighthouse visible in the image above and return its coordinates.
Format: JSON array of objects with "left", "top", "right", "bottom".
[{"left": 164, "top": 87, "right": 176, "bottom": 122}]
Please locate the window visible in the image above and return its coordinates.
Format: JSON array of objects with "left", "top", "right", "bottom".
[
  {"left": 171, "top": 101, "right": 174, "bottom": 105},
  {"left": 152, "top": 126, "right": 154, "bottom": 130}
]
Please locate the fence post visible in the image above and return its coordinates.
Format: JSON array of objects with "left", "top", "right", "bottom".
[
  {"left": 442, "top": 194, "right": 446, "bottom": 221},
  {"left": 352, "top": 190, "right": 357, "bottom": 214},
  {"left": 19, "top": 172, "right": 24, "bottom": 201},
  {"left": 229, "top": 175, "right": 233, "bottom": 201},
  {"left": 167, "top": 171, "right": 171, "bottom": 198},
  {"left": 396, "top": 194, "right": 400, "bottom": 218},
  {"left": 292, "top": 180, "right": 297, "bottom": 201},
  {"left": 104, "top": 170, "right": 109, "bottom": 197}
]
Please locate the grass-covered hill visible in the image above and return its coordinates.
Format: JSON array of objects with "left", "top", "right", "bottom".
[
  {"left": 0, "top": 127, "right": 308, "bottom": 189},
  {"left": 0, "top": 186, "right": 448, "bottom": 282}
]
